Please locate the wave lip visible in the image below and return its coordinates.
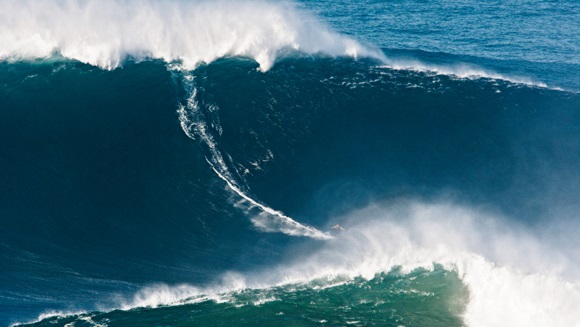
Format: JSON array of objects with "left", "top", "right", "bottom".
[
  {"left": 0, "top": 0, "right": 383, "bottom": 70},
  {"left": 1, "top": 0, "right": 551, "bottom": 88}
]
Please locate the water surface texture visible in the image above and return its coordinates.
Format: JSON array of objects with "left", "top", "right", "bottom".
[{"left": 1, "top": 1, "right": 579, "bottom": 326}]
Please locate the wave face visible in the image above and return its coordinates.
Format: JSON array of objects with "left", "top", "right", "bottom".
[{"left": 2, "top": 1, "right": 580, "bottom": 327}]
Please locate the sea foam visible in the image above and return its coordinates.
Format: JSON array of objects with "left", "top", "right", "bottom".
[
  {"left": 0, "top": 0, "right": 381, "bottom": 71},
  {"left": 272, "top": 201, "right": 580, "bottom": 327}
]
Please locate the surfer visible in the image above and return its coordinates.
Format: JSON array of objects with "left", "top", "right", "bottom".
[{"left": 331, "top": 224, "right": 344, "bottom": 231}]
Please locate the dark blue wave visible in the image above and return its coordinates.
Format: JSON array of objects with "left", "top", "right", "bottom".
[
  {"left": 190, "top": 56, "right": 579, "bottom": 224},
  {"left": 1, "top": 56, "right": 579, "bottom": 325}
]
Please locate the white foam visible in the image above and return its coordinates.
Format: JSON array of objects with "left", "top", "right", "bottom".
[
  {"left": 460, "top": 255, "right": 580, "bottom": 327},
  {"left": 10, "top": 310, "right": 88, "bottom": 327},
  {"left": 1, "top": 0, "right": 550, "bottom": 87},
  {"left": 0, "top": 0, "right": 382, "bottom": 71},
  {"left": 379, "top": 59, "right": 548, "bottom": 87}
]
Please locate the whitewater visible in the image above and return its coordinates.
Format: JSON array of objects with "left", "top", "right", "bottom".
[
  {"left": 0, "top": 0, "right": 558, "bottom": 87},
  {"left": 2, "top": 0, "right": 579, "bottom": 326},
  {"left": 0, "top": 0, "right": 381, "bottom": 70}
]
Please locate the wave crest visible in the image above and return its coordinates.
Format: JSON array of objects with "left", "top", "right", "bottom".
[{"left": 0, "top": 0, "right": 382, "bottom": 70}]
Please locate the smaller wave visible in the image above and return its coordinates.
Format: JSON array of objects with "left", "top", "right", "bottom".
[
  {"left": 9, "top": 311, "right": 85, "bottom": 327},
  {"left": 1, "top": 0, "right": 554, "bottom": 89},
  {"left": 0, "top": 0, "right": 382, "bottom": 71},
  {"left": 117, "top": 201, "right": 580, "bottom": 327},
  {"left": 23, "top": 201, "right": 580, "bottom": 327}
]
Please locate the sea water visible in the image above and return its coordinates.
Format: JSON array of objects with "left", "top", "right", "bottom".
[{"left": 1, "top": 1, "right": 579, "bottom": 326}]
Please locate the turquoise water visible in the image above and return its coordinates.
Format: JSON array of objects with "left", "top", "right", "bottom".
[
  {"left": 20, "top": 267, "right": 468, "bottom": 327},
  {"left": 1, "top": 1, "right": 579, "bottom": 326}
]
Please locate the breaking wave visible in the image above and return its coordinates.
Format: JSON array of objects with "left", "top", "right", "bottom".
[
  {"left": 16, "top": 202, "right": 580, "bottom": 327},
  {"left": 0, "top": 0, "right": 381, "bottom": 70},
  {"left": 2, "top": 1, "right": 579, "bottom": 326}
]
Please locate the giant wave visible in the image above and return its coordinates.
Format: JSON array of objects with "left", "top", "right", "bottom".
[{"left": 2, "top": 1, "right": 580, "bottom": 327}]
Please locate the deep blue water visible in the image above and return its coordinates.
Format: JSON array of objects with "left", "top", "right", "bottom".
[{"left": 1, "top": 1, "right": 579, "bottom": 326}]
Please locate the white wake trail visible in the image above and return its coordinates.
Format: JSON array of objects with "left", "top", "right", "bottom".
[
  {"left": 176, "top": 72, "right": 331, "bottom": 240},
  {"left": 209, "top": 164, "right": 332, "bottom": 240}
]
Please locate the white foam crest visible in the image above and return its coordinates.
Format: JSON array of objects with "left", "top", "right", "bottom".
[
  {"left": 380, "top": 59, "right": 548, "bottom": 87},
  {"left": 460, "top": 255, "right": 580, "bottom": 327},
  {"left": 120, "top": 283, "right": 202, "bottom": 310},
  {"left": 0, "top": 0, "right": 382, "bottom": 71},
  {"left": 118, "top": 272, "right": 253, "bottom": 310}
]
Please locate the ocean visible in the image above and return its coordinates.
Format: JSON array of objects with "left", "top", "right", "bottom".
[{"left": 1, "top": 0, "right": 579, "bottom": 326}]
